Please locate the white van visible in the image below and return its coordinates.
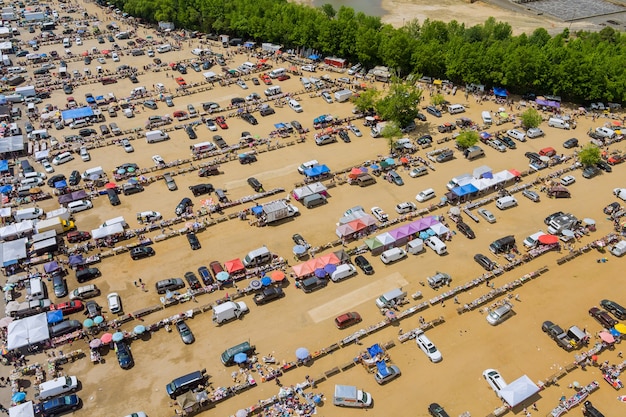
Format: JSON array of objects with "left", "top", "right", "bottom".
[
  {"left": 506, "top": 129, "right": 526, "bottom": 142},
  {"left": 288, "top": 99, "right": 303, "bottom": 113},
  {"left": 79, "top": 147, "right": 90, "bottom": 162},
  {"left": 464, "top": 145, "right": 485, "bottom": 160},
  {"left": 212, "top": 301, "right": 249, "bottom": 324},
  {"left": 81, "top": 166, "right": 104, "bottom": 180},
  {"left": 101, "top": 216, "right": 126, "bottom": 228},
  {"left": 548, "top": 117, "right": 570, "bottom": 129},
  {"left": 447, "top": 104, "right": 465, "bottom": 114},
  {"left": 63, "top": 37, "right": 71, "bottom": 47},
  {"left": 300, "top": 77, "right": 311, "bottom": 89},
  {"left": 7, "top": 66, "right": 26, "bottom": 74},
  {"left": 375, "top": 288, "right": 407, "bottom": 309},
  {"left": 380, "top": 247, "right": 407, "bottom": 264},
  {"left": 264, "top": 85, "right": 282, "bottom": 96},
  {"left": 29, "top": 277, "right": 45, "bottom": 300},
  {"left": 416, "top": 188, "right": 436, "bottom": 202},
  {"left": 156, "top": 44, "right": 172, "bottom": 53},
  {"left": 330, "top": 264, "right": 357, "bottom": 282},
  {"left": 15, "top": 207, "right": 44, "bottom": 221},
  {"left": 38, "top": 376, "right": 79, "bottom": 400},
  {"left": 145, "top": 130, "right": 169, "bottom": 143},
  {"left": 495, "top": 196, "right": 517, "bottom": 210},
  {"left": 52, "top": 152, "right": 74, "bottom": 165},
  {"left": 269, "top": 68, "right": 286, "bottom": 78},
  {"left": 481, "top": 111, "right": 492, "bottom": 124},
  {"left": 425, "top": 236, "right": 447, "bottom": 255},
  {"left": 70, "top": 119, "right": 88, "bottom": 129},
  {"left": 298, "top": 160, "right": 319, "bottom": 174},
  {"left": 68, "top": 200, "right": 93, "bottom": 214},
  {"left": 242, "top": 247, "right": 272, "bottom": 267},
  {"left": 20, "top": 177, "right": 43, "bottom": 188}
]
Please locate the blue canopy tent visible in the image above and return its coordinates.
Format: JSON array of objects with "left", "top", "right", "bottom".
[
  {"left": 493, "top": 87, "right": 508, "bottom": 98},
  {"left": 375, "top": 360, "right": 390, "bottom": 376},
  {"left": 452, "top": 183, "right": 479, "bottom": 197},
  {"left": 250, "top": 205, "right": 263, "bottom": 216},
  {"left": 303, "top": 165, "right": 330, "bottom": 177},
  {"left": 367, "top": 343, "right": 384, "bottom": 357},
  {"left": 0, "top": 160, "right": 8, "bottom": 172},
  {"left": 61, "top": 106, "right": 94, "bottom": 121},
  {"left": 244, "top": 41, "right": 255, "bottom": 48},
  {"left": 0, "top": 184, "right": 12, "bottom": 194},
  {"left": 47, "top": 310, "right": 63, "bottom": 324},
  {"left": 274, "top": 123, "right": 287, "bottom": 129},
  {"left": 86, "top": 96, "right": 96, "bottom": 104},
  {"left": 54, "top": 180, "right": 67, "bottom": 189},
  {"left": 308, "top": 54, "right": 320, "bottom": 61}
]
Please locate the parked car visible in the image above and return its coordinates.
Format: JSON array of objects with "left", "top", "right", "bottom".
[
  {"left": 374, "top": 364, "right": 401, "bottom": 384},
  {"left": 34, "top": 394, "right": 80, "bottom": 417},
  {"left": 483, "top": 369, "right": 507, "bottom": 397},
  {"left": 85, "top": 300, "right": 101, "bottom": 318},
  {"left": 50, "top": 320, "right": 82, "bottom": 337},
  {"left": 175, "top": 321, "right": 195, "bottom": 344},
  {"left": 387, "top": 170, "right": 404, "bottom": 185},
  {"left": 477, "top": 208, "right": 496, "bottom": 223},
  {"left": 600, "top": 299, "right": 626, "bottom": 320},
  {"left": 163, "top": 173, "right": 177, "bottom": 191},
  {"left": 50, "top": 301, "right": 84, "bottom": 315},
  {"left": 52, "top": 273, "right": 68, "bottom": 298},
  {"left": 354, "top": 255, "right": 374, "bottom": 275},
  {"left": 522, "top": 189, "right": 540, "bottom": 202},
  {"left": 589, "top": 306, "right": 618, "bottom": 328},
  {"left": 474, "top": 253, "right": 497, "bottom": 271},
  {"left": 107, "top": 292, "right": 122, "bottom": 314},
  {"left": 184, "top": 271, "right": 202, "bottom": 289},
  {"left": 436, "top": 150, "right": 454, "bottom": 163},
  {"left": 415, "top": 330, "right": 442, "bottom": 362},
  {"left": 198, "top": 266, "right": 214, "bottom": 285},
  {"left": 560, "top": 175, "right": 576, "bottom": 186},
  {"left": 130, "top": 246, "right": 155, "bottom": 260},
  {"left": 582, "top": 165, "right": 601, "bottom": 179},
  {"left": 247, "top": 177, "right": 263, "bottom": 192},
  {"left": 67, "top": 231, "right": 91, "bottom": 243},
  {"left": 69, "top": 285, "right": 100, "bottom": 300},
  {"left": 428, "top": 403, "right": 450, "bottom": 417},
  {"left": 334, "top": 312, "right": 362, "bottom": 329},
  {"left": 186, "top": 232, "right": 201, "bottom": 250},
  {"left": 486, "top": 304, "right": 513, "bottom": 325},
  {"left": 456, "top": 222, "right": 475, "bottom": 239},
  {"left": 410, "top": 166, "right": 429, "bottom": 178},
  {"left": 115, "top": 341, "right": 133, "bottom": 369},
  {"left": 253, "top": 287, "right": 285, "bottom": 305},
  {"left": 395, "top": 202, "right": 416, "bottom": 214},
  {"left": 563, "top": 138, "right": 579, "bottom": 148},
  {"left": 185, "top": 125, "right": 197, "bottom": 139},
  {"left": 426, "top": 106, "right": 441, "bottom": 117},
  {"left": 176, "top": 197, "right": 193, "bottom": 215}
]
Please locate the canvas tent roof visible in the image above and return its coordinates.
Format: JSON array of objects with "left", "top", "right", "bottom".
[
  {"left": 0, "top": 135, "right": 25, "bottom": 154},
  {"left": 61, "top": 106, "right": 94, "bottom": 121},
  {"left": 7, "top": 313, "right": 50, "bottom": 350},
  {"left": 9, "top": 401, "right": 34, "bottom": 417},
  {"left": 0, "top": 238, "right": 28, "bottom": 266},
  {"left": 91, "top": 223, "right": 124, "bottom": 240},
  {"left": 499, "top": 374, "right": 540, "bottom": 407},
  {"left": 472, "top": 165, "right": 492, "bottom": 179}
]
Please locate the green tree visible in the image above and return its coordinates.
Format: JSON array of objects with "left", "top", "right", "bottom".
[
  {"left": 381, "top": 123, "right": 402, "bottom": 153},
  {"left": 578, "top": 143, "right": 601, "bottom": 166},
  {"left": 431, "top": 93, "right": 446, "bottom": 107},
  {"left": 520, "top": 108, "right": 542, "bottom": 129},
  {"left": 375, "top": 76, "right": 422, "bottom": 128},
  {"left": 320, "top": 4, "right": 336, "bottom": 19},
  {"left": 455, "top": 130, "right": 479, "bottom": 149},
  {"left": 352, "top": 88, "right": 379, "bottom": 113}
]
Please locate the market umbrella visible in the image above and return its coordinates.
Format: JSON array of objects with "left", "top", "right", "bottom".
[
  {"left": 538, "top": 234, "right": 559, "bottom": 245},
  {"left": 249, "top": 279, "right": 262, "bottom": 290},
  {"left": 134, "top": 325, "right": 146, "bottom": 334},
  {"left": 216, "top": 271, "right": 230, "bottom": 282},
  {"left": 324, "top": 264, "right": 337, "bottom": 274},
  {"left": 83, "top": 318, "right": 94, "bottom": 328},
  {"left": 0, "top": 316, "right": 13, "bottom": 328},
  {"left": 583, "top": 218, "right": 596, "bottom": 226},
  {"left": 233, "top": 352, "right": 247, "bottom": 364},
  {"left": 314, "top": 268, "right": 327, "bottom": 278},
  {"left": 370, "top": 164, "right": 379, "bottom": 170},
  {"left": 89, "top": 339, "right": 102, "bottom": 349},
  {"left": 235, "top": 410, "right": 248, "bottom": 417},
  {"left": 572, "top": 381, "right": 580, "bottom": 389},
  {"left": 270, "top": 270, "right": 286, "bottom": 282},
  {"left": 599, "top": 331, "right": 616, "bottom": 344},
  {"left": 293, "top": 245, "right": 306, "bottom": 255},
  {"left": 261, "top": 276, "right": 272, "bottom": 286},
  {"left": 43, "top": 261, "right": 59, "bottom": 273},
  {"left": 562, "top": 230, "right": 575, "bottom": 238},
  {"left": 117, "top": 168, "right": 126, "bottom": 175},
  {"left": 101, "top": 333, "right": 113, "bottom": 344},
  {"left": 105, "top": 182, "right": 117, "bottom": 189},
  {"left": 112, "top": 332, "right": 124, "bottom": 342},
  {"left": 610, "top": 328, "right": 621, "bottom": 338},
  {"left": 11, "top": 392, "right": 26, "bottom": 403},
  {"left": 615, "top": 323, "right": 626, "bottom": 334},
  {"left": 296, "top": 347, "right": 310, "bottom": 360},
  {"left": 93, "top": 316, "right": 104, "bottom": 324},
  {"left": 2, "top": 283, "right": 14, "bottom": 292}
]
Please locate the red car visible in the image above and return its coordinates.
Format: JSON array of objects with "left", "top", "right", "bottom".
[
  {"left": 608, "top": 154, "right": 625, "bottom": 165},
  {"left": 66, "top": 231, "right": 91, "bottom": 243},
  {"left": 175, "top": 77, "right": 187, "bottom": 86},
  {"left": 261, "top": 74, "right": 272, "bottom": 85},
  {"left": 215, "top": 116, "right": 228, "bottom": 129},
  {"left": 277, "top": 74, "right": 291, "bottom": 81},
  {"left": 50, "top": 301, "right": 84, "bottom": 315}
]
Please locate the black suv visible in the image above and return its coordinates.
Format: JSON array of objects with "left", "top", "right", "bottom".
[
  {"left": 601, "top": 299, "right": 626, "bottom": 319},
  {"left": 184, "top": 271, "right": 202, "bottom": 289},
  {"left": 241, "top": 113, "right": 258, "bottom": 125},
  {"left": 247, "top": 177, "right": 263, "bottom": 192},
  {"left": 130, "top": 246, "right": 155, "bottom": 260},
  {"left": 354, "top": 255, "right": 374, "bottom": 275},
  {"left": 189, "top": 183, "right": 214, "bottom": 197},
  {"left": 300, "top": 276, "right": 327, "bottom": 293},
  {"left": 253, "top": 287, "right": 284, "bottom": 305},
  {"left": 474, "top": 253, "right": 496, "bottom": 271},
  {"left": 213, "top": 135, "right": 228, "bottom": 149},
  {"left": 122, "top": 183, "right": 144, "bottom": 195},
  {"left": 175, "top": 197, "right": 193, "bottom": 216},
  {"left": 79, "top": 128, "right": 97, "bottom": 137},
  {"left": 457, "top": 222, "right": 475, "bottom": 239},
  {"left": 47, "top": 174, "right": 66, "bottom": 187},
  {"left": 187, "top": 232, "right": 201, "bottom": 250},
  {"left": 107, "top": 188, "right": 121, "bottom": 206},
  {"left": 428, "top": 403, "right": 450, "bottom": 417},
  {"left": 185, "top": 125, "right": 197, "bottom": 140}
]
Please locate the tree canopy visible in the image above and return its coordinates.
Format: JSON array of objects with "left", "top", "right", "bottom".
[
  {"left": 374, "top": 76, "right": 422, "bottom": 128},
  {"left": 112, "top": 0, "right": 626, "bottom": 102},
  {"left": 520, "top": 108, "right": 542, "bottom": 129},
  {"left": 578, "top": 144, "right": 601, "bottom": 166},
  {"left": 455, "top": 130, "right": 479, "bottom": 149}
]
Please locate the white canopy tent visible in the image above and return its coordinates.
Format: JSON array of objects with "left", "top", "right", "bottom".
[
  {"left": 91, "top": 223, "right": 124, "bottom": 240},
  {"left": 9, "top": 401, "right": 34, "bottom": 417},
  {"left": 430, "top": 223, "right": 450, "bottom": 237},
  {"left": 0, "top": 237, "right": 28, "bottom": 266},
  {"left": 499, "top": 375, "right": 540, "bottom": 408},
  {"left": 6, "top": 313, "right": 50, "bottom": 350}
]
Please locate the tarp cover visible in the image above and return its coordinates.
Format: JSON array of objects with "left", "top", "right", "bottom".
[
  {"left": 91, "top": 223, "right": 124, "bottom": 240},
  {"left": 499, "top": 374, "right": 540, "bottom": 407},
  {"left": 0, "top": 238, "right": 28, "bottom": 266},
  {"left": 8, "top": 401, "right": 34, "bottom": 417},
  {"left": 6, "top": 313, "right": 50, "bottom": 350},
  {"left": 493, "top": 87, "right": 508, "bottom": 97},
  {"left": 61, "top": 106, "right": 94, "bottom": 121}
]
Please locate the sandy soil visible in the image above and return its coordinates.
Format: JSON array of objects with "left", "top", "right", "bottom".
[{"left": 2, "top": 2, "right": 626, "bottom": 417}]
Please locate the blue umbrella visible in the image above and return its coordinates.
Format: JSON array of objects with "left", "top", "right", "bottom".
[
  {"left": 385, "top": 157, "right": 395, "bottom": 165},
  {"left": 83, "top": 318, "right": 94, "bottom": 328},
  {"left": 134, "top": 325, "right": 146, "bottom": 334},
  {"left": 296, "top": 347, "right": 310, "bottom": 360},
  {"left": 370, "top": 164, "right": 379, "bottom": 170},
  {"left": 360, "top": 167, "right": 368, "bottom": 173},
  {"left": 293, "top": 245, "right": 306, "bottom": 255},
  {"left": 0, "top": 184, "right": 12, "bottom": 193},
  {"left": 11, "top": 392, "right": 26, "bottom": 403},
  {"left": 249, "top": 280, "right": 262, "bottom": 290},
  {"left": 610, "top": 328, "right": 621, "bottom": 338},
  {"left": 216, "top": 271, "right": 230, "bottom": 282},
  {"left": 261, "top": 276, "right": 272, "bottom": 286},
  {"left": 419, "top": 231, "right": 429, "bottom": 239},
  {"left": 54, "top": 180, "right": 67, "bottom": 189},
  {"left": 313, "top": 395, "right": 322, "bottom": 404},
  {"left": 314, "top": 268, "right": 326, "bottom": 278},
  {"left": 112, "top": 332, "right": 124, "bottom": 342},
  {"left": 324, "top": 264, "right": 337, "bottom": 274},
  {"left": 233, "top": 352, "right": 248, "bottom": 364},
  {"left": 93, "top": 316, "right": 104, "bottom": 324}
]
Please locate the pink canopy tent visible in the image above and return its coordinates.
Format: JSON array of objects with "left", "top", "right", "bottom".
[
  {"left": 335, "top": 223, "right": 356, "bottom": 238},
  {"left": 359, "top": 214, "right": 377, "bottom": 227},
  {"left": 348, "top": 219, "right": 367, "bottom": 232},
  {"left": 224, "top": 258, "right": 245, "bottom": 274},
  {"left": 292, "top": 263, "right": 314, "bottom": 278},
  {"left": 318, "top": 252, "right": 340, "bottom": 266}
]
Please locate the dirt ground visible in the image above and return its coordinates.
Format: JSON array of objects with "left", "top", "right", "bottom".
[{"left": 2, "top": 1, "right": 626, "bottom": 417}]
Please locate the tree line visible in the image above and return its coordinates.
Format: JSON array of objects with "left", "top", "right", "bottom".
[{"left": 111, "top": 0, "right": 626, "bottom": 103}]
